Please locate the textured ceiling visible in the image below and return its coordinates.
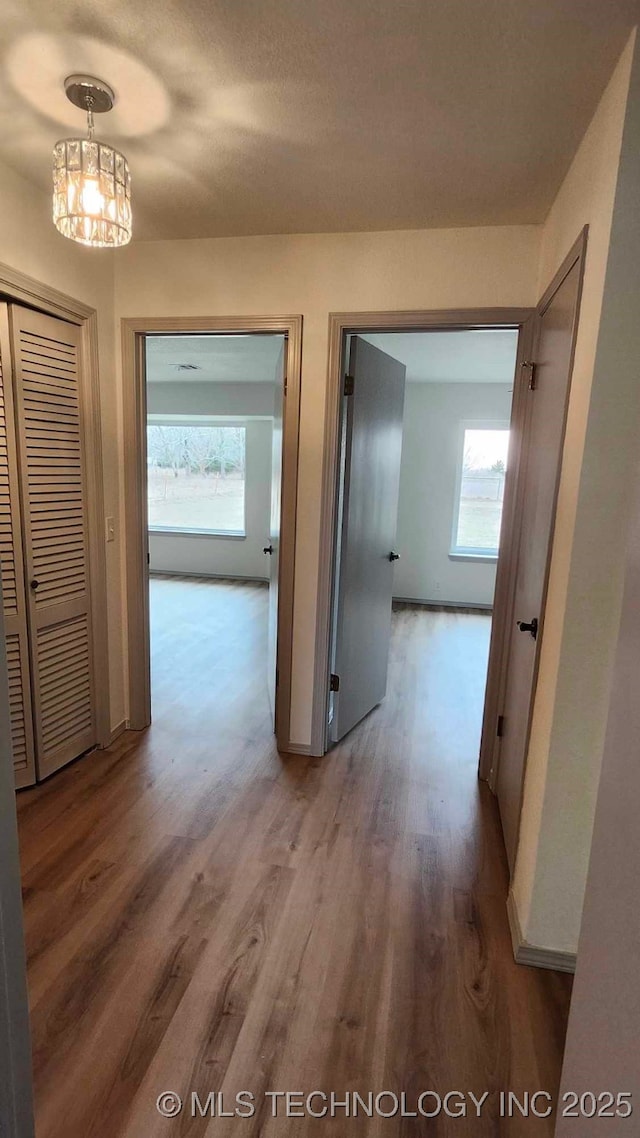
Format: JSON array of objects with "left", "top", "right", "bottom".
[
  {"left": 146, "top": 334, "right": 284, "bottom": 382},
  {"left": 145, "top": 329, "right": 516, "bottom": 384},
  {"left": 0, "top": 0, "right": 637, "bottom": 239},
  {"left": 361, "top": 330, "right": 518, "bottom": 383}
]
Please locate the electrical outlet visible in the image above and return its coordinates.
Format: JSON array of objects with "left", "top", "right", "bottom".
[{"left": 105, "top": 516, "right": 115, "bottom": 543}]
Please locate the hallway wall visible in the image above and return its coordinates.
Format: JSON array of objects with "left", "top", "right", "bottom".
[
  {"left": 111, "top": 34, "right": 639, "bottom": 962},
  {"left": 513, "top": 31, "right": 637, "bottom": 956},
  {"left": 114, "top": 224, "right": 540, "bottom": 744}
]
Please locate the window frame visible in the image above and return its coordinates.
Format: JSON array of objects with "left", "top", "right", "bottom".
[
  {"left": 449, "top": 418, "right": 511, "bottom": 562},
  {"left": 146, "top": 414, "right": 249, "bottom": 539}
]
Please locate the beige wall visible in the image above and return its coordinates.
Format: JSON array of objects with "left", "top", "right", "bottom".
[
  {"left": 0, "top": 157, "right": 125, "bottom": 733},
  {"left": 512, "top": 33, "right": 636, "bottom": 954},
  {"left": 114, "top": 224, "right": 540, "bottom": 742}
]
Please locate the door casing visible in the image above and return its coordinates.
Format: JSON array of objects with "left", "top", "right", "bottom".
[
  {"left": 121, "top": 315, "right": 302, "bottom": 752},
  {"left": 0, "top": 261, "right": 109, "bottom": 758},
  {"left": 312, "top": 308, "right": 534, "bottom": 758},
  {"left": 480, "top": 229, "right": 588, "bottom": 838}
]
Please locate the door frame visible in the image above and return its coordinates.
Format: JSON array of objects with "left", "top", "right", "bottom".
[
  {"left": 480, "top": 229, "right": 588, "bottom": 795},
  {"left": 121, "top": 314, "right": 302, "bottom": 752},
  {"left": 0, "top": 260, "right": 110, "bottom": 754},
  {"left": 0, "top": 579, "right": 34, "bottom": 1138},
  {"left": 311, "top": 308, "right": 534, "bottom": 757}
]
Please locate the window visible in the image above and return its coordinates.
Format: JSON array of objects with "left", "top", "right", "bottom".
[
  {"left": 147, "top": 421, "right": 246, "bottom": 535},
  {"left": 451, "top": 424, "right": 510, "bottom": 558}
]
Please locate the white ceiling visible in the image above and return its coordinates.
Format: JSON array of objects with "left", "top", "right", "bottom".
[
  {"left": 361, "top": 330, "right": 518, "bottom": 384},
  {"left": 0, "top": 0, "right": 636, "bottom": 239},
  {"left": 146, "top": 329, "right": 517, "bottom": 384},
  {"left": 145, "top": 334, "right": 284, "bottom": 383}
]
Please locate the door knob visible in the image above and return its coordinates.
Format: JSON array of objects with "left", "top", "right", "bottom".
[
  {"left": 263, "top": 545, "right": 274, "bottom": 555},
  {"left": 388, "top": 551, "right": 400, "bottom": 562},
  {"left": 30, "top": 578, "right": 39, "bottom": 590},
  {"left": 517, "top": 617, "right": 538, "bottom": 639}
]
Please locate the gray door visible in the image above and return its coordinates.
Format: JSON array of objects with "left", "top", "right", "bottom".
[
  {"left": 496, "top": 250, "right": 584, "bottom": 869},
  {"left": 332, "top": 336, "right": 406, "bottom": 742}
]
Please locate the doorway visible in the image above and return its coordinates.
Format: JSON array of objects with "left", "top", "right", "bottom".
[
  {"left": 326, "top": 326, "right": 520, "bottom": 764},
  {"left": 316, "top": 261, "right": 586, "bottom": 875},
  {"left": 329, "top": 330, "right": 519, "bottom": 747},
  {"left": 122, "top": 316, "right": 302, "bottom": 753}
]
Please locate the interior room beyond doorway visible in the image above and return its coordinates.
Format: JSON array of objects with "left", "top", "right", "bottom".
[
  {"left": 144, "top": 331, "right": 286, "bottom": 735},
  {"left": 365, "top": 329, "right": 518, "bottom": 610},
  {"left": 328, "top": 326, "right": 519, "bottom": 756}
]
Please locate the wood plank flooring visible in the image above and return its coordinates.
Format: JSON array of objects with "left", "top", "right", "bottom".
[{"left": 17, "top": 578, "right": 572, "bottom": 1138}]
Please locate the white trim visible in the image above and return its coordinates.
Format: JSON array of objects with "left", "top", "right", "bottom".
[
  {"left": 448, "top": 552, "right": 498, "bottom": 563},
  {"left": 147, "top": 413, "right": 272, "bottom": 425},
  {"left": 149, "top": 527, "right": 246, "bottom": 539},
  {"left": 393, "top": 596, "right": 493, "bottom": 611},
  {"left": 149, "top": 570, "right": 268, "bottom": 584},
  {"left": 507, "top": 891, "right": 576, "bottom": 974}
]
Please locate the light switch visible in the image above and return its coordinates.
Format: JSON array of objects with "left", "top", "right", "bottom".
[{"left": 106, "top": 516, "right": 115, "bottom": 543}]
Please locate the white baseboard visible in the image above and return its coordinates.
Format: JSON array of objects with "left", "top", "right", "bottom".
[
  {"left": 150, "top": 570, "right": 269, "bottom": 584},
  {"left": 507, "top": 890, "right": 576, "bottom": 974},
  {"left": 392, "top": 596, "right": 493, "bottom": 611}
]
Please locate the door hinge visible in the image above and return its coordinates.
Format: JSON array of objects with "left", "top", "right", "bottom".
[
  {"left": 344, "top": 374, "right": 355, "bottom": 397},
  {"left": 330, "top": 673, "right": 340, "bottom": 692},
  {"left": 275, "top": 668, "right": 279, "bottom": 688},
  {"left": 522, "top": 360, "right": 537, "bottom": 390},
  {"left": 496, "top": 714, "right": 505, "bottom": 738},
  {"left": 283, "top": 373, "right": 288, "bottom": 397},
  {"left": 147, "top": 550, "right": 150, "bottom": 565}
]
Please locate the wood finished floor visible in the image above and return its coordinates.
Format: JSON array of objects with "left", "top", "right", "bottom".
[{"left": 17, "top": 577, "right": 572, "bottom": 1138}]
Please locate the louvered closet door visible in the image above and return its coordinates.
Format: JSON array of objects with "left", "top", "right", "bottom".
[
  {"left": 11, "top": 305, "right": 96, "bottom": 780},
  {"left": 0, "top": 306, "right": 36, "bottom": 787}
]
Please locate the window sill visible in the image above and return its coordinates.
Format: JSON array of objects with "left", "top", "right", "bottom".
[
  {"left": 449, "top": 551, "right": 498, "bottom": 564},
  {"left": 149, "top": 528, "right": 246, "bottom": 540}
]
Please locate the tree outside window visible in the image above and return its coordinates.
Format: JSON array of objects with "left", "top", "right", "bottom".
[
  {"left": 147, "top": 422, "right": 246, "bottom": 534},
  {"left": 452, "top": 426, "right": 509, "bottom": 555}
]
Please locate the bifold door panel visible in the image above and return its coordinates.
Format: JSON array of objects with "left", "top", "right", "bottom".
[
  {"left": 0, "top": 303, "right": 97, "bottom": 786},
  {"left": 0, "top": 308, "right": 36, "bottom": 787}
]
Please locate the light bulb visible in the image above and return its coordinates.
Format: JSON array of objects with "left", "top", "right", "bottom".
[{"left": 81, "top": 177, "right": 104, "bottom": 216}]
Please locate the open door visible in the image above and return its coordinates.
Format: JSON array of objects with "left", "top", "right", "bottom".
[
  {"left": 331, "top": 336, "right": 406, "bottom": 742},
  {"left": 266, "top": 340, "right": 284, "bottom": 731},
  {"left": 495, "top": 237, "right": 585, "bottom": 869}
]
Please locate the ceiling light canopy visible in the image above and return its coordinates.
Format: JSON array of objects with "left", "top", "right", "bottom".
[{"left": 53, "top": 74, "right": 131, "bottom": 248}]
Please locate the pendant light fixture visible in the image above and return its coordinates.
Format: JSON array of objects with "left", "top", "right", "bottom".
[{"left": 52, "top": 74, "right": 132, "bottom": 248}]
